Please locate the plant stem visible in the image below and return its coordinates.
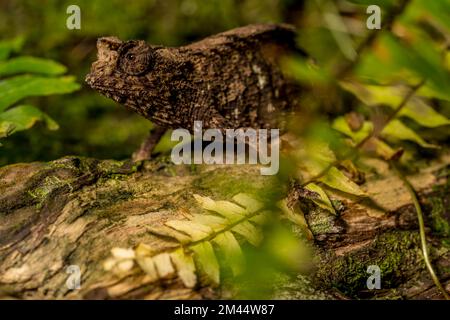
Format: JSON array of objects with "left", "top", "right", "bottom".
[{"left": 391, "top": 161, "right": 450, "bottom": 300}]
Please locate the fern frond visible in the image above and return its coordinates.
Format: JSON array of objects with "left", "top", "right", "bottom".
[{"left": 104, "top": 193, "right": 268, "bottom": 287}]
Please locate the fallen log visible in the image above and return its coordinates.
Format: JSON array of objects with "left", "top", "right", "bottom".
[{"left": 0, "top": 153, "right": 449, "bottom": 299}]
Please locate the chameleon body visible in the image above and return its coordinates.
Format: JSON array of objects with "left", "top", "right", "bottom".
[{"left": 86, "top": 24, "right": 301, "bottom": 159}]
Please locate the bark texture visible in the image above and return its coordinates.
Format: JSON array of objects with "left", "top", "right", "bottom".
[
  {"left": 86, "top": 24, "right": 301, "bottom": 131},
  {"left": 0, "top": 154, "right": 449, "bottom": 299}
]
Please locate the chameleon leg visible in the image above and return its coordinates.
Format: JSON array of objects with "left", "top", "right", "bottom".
[{"left": 132, "top": 125, "right": 167, "bottom": 162}]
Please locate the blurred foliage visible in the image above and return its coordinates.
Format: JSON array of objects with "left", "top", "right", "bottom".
[
  {"left": 0, "top": 0, "right": 302, "bottom": 165},
  {"left": 0, "top": 0, "right": 448, "bottom": 163},
  {"left": 0, "top": 37, "right": 79, "bottom": 146}
]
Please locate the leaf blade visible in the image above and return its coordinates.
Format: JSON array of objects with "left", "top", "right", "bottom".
[{"left": 0, "top": 75, "right": 80, "bottom": 112}]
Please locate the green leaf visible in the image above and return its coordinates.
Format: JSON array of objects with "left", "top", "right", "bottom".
[
  {"left": 277, "top": 199, "right": 309, "bottom": 230},
  {"left": 415, "top": 1, "right": 450, "bottom": 35},
  {"left": 212, "top": 231, "right": 244, "bottom": 276},
  {"left": 193, "top": 194, "right": 246, "bottom": 221},
  {"left": 281, "top": 56, "right": 330, "bottom": 85},
  {"left": 0, "top": 75, "right": 80, "bottom": 112},
  {"left": 340, "top": 82, "right": 450, "bottom": 127},
  {"left": 306, "top": 140, "right": 337, "bottom": 164},
  {"left": 334, "top": 117, "right": 403, "bottom": 160},
  {"left": 304, "top": 183, "right": 336, "bottom": 214},
  {"left": 191, "top": 241, "right": 220, "bottom": 285},
  {"left": 0, "top": 121, "right": 15, "bottom": 139},
  {"left": 191, "top": 213, "right": 228, "bottom": 231},
  {"left": 332, "top": 116, "right": 372, "bottom": 143},
  {"left": 0, "top": 37, "right": 24, "bottom": 60},
  {"left": 135, "top": 256, "right": 158, "bottom": 282},
  {"left": 152, "top": 253, "right": 176, "bottom": 279},
  {"left": 294, "top": 138, "right": 365, "bottom": 195},
  {"left": 170, "top": 249, "right": 197, "bottom": 288},
  {"left": 146, "top": 225, "right": 192, "bottom": 244},
  {"left": 232, "top": 221, "right": 263, "bottom": 246},
  {"left": 249, "top": 212, "right": 269, "bottom": 225},
  {"left": 0, "top": 56, "right": 67, "bottom": 77},
  {"left": 165, "top": 220, "right": 213, "bottom": 241},
  {"left": 319, "top": 167, "right": 367, "bottom": 196},
  {"left": 0, "top": 104, "right": 59, "bottom": 134},
  {"left": 372, "top": 137, "right": 403, "bottom": 161},
  {"left": 232, "top": 193, "right": 263, "bottom": 213},
  {"left": 382, "top": 119, "right": 438, "bottom": 149},
  {"left": 379, "top": 34, "right": 450, "bottom": 98}
]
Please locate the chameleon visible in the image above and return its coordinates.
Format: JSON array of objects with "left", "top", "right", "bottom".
[{"left": 86, "top": 23, "right": 303, "bottom": 161}]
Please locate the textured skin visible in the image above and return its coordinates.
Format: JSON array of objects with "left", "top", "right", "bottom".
[{"left": 86, "top": 24, "right": 301, "bottom": 132}]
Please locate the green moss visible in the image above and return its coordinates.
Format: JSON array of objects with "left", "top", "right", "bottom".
[
  {"left": 192, "top": 166, "right": 279, "bottom": 200},
  {"left": 27, "top": 175, "right": 74, "bottom": 208},
  {"left": 430, "top": 197, "right": 450, "bottom": 236},
  {"left": 429, "top": 167, "right": 450, "bottom": 247},
  {"left": 315, "top": 231, "right": 421, "bottom": 297},
  {"left": 306, "top": 208, "right": 341, "bottom": 235}
]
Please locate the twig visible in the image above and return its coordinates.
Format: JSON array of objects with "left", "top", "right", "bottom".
[{"left": 390, "top": 161, "right": 450, "bottom": 300}]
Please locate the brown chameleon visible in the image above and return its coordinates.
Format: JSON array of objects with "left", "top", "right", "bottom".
[{"left": 86, "top": 24, "right": 302, "bottom": 161}]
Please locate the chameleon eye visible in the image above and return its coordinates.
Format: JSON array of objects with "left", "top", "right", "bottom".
[{"left": 118, "top": 42, "right": 153, "bottom": 76}]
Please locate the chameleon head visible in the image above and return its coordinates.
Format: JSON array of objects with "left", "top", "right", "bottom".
[{"left": 85, "top": 36, "right": 156, "bottom": 107}]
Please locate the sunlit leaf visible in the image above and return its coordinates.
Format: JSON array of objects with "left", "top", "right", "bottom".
[
  {"left": 193, "top": 194, "right": 247, "bottom": 221},
  {"left": 146, "top": 225, "right": 192, "bottom": 244},
  {"left": 0, "top": 121, "right": 15, "bottom": 140},
  {"left": 278, "top": 199, "right": 307, "bottom": 228},
  {"left": 0, "top": 56, "right": 67, "bottom": 76},
  {"left": 165, "top": 220, "right": 213, "bottom": 241},
  {"left": 212, "top": 231, "right": 244, "bottom": 276},
  {"left": 0, "top": 104, "right": 59, "bottom": 134},
  {"left": 191, "top": 213, "right": 228, "bottom": 231},
  {"left": 305, "top": 183, "right": 336, "bottom": 214},
  {"left": 332, "top": 116, "right": 372, "bottom": 143},
  {"left": 382, "top": 119, "right": 438, "bottom": 148},
  {"left": 371, "top": 137, "right": 403, "bottom": 161},
  {"left": 111, "top": 247, "right": 135, "bottom": 260},
  {"left": 170, "top": 248, "right": 197, "bottom": 288},
  {"left": 152, "top": 253, "right": 176, "bottom": 279},
  {"left": 340, "top": 82, "right": 450, "bottom": 127},
  {"left": 249, "top": 212, "right": 269, "bottom": 225},
  {"left": 191, "top": 241, "right": 220, "bottom": 285},
  {"left": 319, "top": 167, "right": 367, "bottom": 196},
  {"left": 232, "top": 221, "right": 262, "bottom": 246},
  {"left": 135, "top": 256, "right": 158, "bottom": 282},
  {"left": 0, "top": 37, "right": 24, "bottom": 60},
  {"left": 134, "top": 243, "right": 155, "bottom": 257},
  {"left": 232, "top": 193, "right": 263, "bottom": 213},
  {"left": 0, "top": 75, "right": 80, "bottom": 112}
]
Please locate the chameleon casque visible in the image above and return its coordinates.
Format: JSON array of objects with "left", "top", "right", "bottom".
[{"left": 86, "top": 24, "right": 302, "bottom": 161}]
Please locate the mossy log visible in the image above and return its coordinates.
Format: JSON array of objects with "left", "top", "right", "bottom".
[{"left": 0, "top": 153, "right": 449, "bottom": 299}]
